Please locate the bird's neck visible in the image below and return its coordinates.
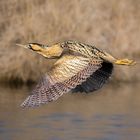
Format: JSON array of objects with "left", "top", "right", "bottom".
[{"left": 38, "top": 44, "right": 63, "bottom": 58}]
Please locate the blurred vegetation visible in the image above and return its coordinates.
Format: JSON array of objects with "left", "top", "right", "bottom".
[{"left": 0, "top": 0, "right": 139, "bottom": 83}]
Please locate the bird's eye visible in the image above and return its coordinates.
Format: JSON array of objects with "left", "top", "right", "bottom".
[{"left": 28, "top": 44, "right": 32, "bottom": 49}]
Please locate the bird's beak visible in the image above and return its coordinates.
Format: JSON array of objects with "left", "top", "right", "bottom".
[{"left": 16, "top": 44, "right": 28, "bottom": 49}]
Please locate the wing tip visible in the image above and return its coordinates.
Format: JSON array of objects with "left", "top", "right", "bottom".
[
  {"left": 20, "top": 95, "right": 40, "bottom": 109},
  {"left": 20, "top": 95, "right": 50, "bottom": 109}
]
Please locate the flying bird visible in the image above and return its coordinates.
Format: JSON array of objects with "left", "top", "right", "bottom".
[{"left": 16, "top": 40, "right": 136, "bottom": 108}]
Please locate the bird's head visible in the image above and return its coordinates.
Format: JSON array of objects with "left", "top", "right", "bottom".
[
  {"left": 16, "top": 43, "right": 50, "bottom": 57},
  {"left": 16, "top": 43, "right": 63, "bottom": 58},
  {"left": 16, "top": 43, "right": 47, "bottom": 51}
]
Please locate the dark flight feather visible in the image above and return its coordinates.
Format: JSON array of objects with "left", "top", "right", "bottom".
[{"left": 72, "top": 62, "right": 113, "bottom": 93}]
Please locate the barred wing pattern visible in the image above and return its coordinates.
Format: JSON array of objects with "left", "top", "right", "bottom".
[
  {"left": 73, "top": 62, "right": 113, "bottom": 93},
  {"left": 21, "top": 55, "right": 102, "bottom": 108}
]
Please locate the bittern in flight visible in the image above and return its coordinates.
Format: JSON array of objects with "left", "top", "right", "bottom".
[{"left": 16, "top": 40, "right": 136, "bottom": 108}]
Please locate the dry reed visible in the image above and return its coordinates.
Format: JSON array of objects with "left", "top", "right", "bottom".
[{"left": 0, "top": 0, "right": 140, "bottom": 83}]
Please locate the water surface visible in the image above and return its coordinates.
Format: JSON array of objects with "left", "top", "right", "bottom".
[{"left": 0, "top": 83, "right": 140, "bottom": 140}]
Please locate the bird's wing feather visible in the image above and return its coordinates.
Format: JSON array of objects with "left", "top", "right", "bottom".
[
  {"left": 73, "top": 62, "right": 113, "bottom": 93},
  {"left": 21, "top": 55, "right": 102, "bottom": 108}
]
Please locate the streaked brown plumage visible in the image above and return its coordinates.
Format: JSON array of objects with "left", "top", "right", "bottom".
[{"left": 16, "top": 40, "right": 136, "bottom": 108}]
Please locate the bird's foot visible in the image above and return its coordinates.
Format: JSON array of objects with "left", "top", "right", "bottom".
[{"left": 115, "top": 59, "right": 136, "bottom": 66}]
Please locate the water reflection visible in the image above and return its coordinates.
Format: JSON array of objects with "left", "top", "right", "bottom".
[{"left": 0, "top": 83, "right": 140, "bottom": 140}]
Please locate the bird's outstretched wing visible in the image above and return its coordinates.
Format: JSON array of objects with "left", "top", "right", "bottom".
[
  {"left": 21, "top": 55, "right": 102, "bottom": 108},
  {"left": 72, "top": 62, "right": 113, "bottom": 93}
]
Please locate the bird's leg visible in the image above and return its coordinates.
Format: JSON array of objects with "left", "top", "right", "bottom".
[
  {"left": 114, "top": 58, "right": 136, "bottom": 66},
  {"left": 100, "top": 52, "right": 136, "bottom": 66}
]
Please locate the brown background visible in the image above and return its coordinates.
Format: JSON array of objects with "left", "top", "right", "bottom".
[{"left": 0, "top": 0, "right": 139, "bottom": 82}]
